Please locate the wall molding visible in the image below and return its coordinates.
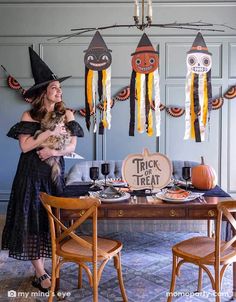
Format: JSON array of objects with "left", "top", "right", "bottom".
[
  {"left": 0, "top": 191, "right": 10, "bottom": 201},
  {"left": 0, "top": 1, "right": 235, "bottom": 6}
]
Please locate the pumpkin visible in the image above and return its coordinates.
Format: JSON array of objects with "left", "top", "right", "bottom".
[
  {"left": 131, "top": 47, "right": 159, "bottom": 74},
  {"left": 191, "top": 156, "right": 217, "bottom": 190}
]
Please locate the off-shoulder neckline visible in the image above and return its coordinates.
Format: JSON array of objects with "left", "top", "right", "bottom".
[{"left": 20, "top": 121, "right": 40, "bottom": 124}]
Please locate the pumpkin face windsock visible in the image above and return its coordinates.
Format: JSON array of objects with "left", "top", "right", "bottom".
[
  {"left": 129, "top": 33, "right": 161, "bottom": 137},
  {"left": 184, "top": 32, "right": 212, "bottom": 142},
  {"left": 84, "top": 31, "right": 112, "bottom": 133}
]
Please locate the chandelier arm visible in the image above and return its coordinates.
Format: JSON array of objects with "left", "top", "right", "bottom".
[
  {"left": 151, "top": 25, "right": 224, "bottom": 32},
  {"left": 53, "top": 24, "right": 224, "bottom": 42},
  {"left": 71, "top": 27, "right": 97, "bottom": 31}
]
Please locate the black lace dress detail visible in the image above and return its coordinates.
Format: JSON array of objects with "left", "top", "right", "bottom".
[{"left": 2, "top": 120, "right": 83, "bottom": 260}]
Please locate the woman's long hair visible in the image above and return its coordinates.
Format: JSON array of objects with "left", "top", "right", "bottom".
[{"left": 29, "top": 86, "right": 66, "bottom": 121}]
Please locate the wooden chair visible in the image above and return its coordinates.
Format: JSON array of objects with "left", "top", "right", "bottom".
[
  {"left": 168, "top": 200, "right": 236, "bottom": 302},
  {"left": 39, "top": 192, "right": 128, "bottom": 302}
]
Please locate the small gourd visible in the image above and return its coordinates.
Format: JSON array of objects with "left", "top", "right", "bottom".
[{"left": 191, "top": 156, "right": 217, "bottom": 190}]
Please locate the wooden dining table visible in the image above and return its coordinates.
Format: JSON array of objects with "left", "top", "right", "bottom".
[{"left": 61, "top": 189, "right": 235, "bottom": 298}]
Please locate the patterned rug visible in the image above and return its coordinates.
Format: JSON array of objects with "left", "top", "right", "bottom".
[{"left": 0, "top": 231, "right": 233, "bottom": 302}]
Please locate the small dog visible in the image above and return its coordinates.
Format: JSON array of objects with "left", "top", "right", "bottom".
[{"left": 34, "top": 111, "right": 71, "bottom": 183}]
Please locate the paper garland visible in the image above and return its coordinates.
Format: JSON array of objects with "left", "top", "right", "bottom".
[{"left": 2, "top": 67, "right": 234, "bottom": 118}]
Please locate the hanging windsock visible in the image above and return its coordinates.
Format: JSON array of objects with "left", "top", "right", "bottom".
[
  {"left": 84, "top": 31, "right": 112, "bottom": 134},
  {"left": 129, "top": 33, "right": 161, "bottom": 137},
  {"left": 184, "top": 32, "right": 212, "bottom": 142}
]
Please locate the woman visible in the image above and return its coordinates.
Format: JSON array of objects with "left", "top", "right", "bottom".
[{"left": 2, "top": 48, "right": 84, "bottom": 292}]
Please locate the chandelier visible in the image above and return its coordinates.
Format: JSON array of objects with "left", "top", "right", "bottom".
[{"left": 51, "top": 0, "right": 235, "bottom": 42}]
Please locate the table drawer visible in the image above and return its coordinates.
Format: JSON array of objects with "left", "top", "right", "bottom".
[
  {"left": 107, "top": 208, "right": 186, "bottom": 218},
  {"left": 63, "top": 209, "right": 105, "bottom": 219},
  {"left": 189, "top": 208, "right": 217, "bottom": 219}
]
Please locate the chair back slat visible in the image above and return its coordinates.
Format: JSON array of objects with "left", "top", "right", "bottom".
[
  {"left": 56, "top": 206, "right": 96, "bottom": 242},
  {"left": 201, "top": 201, "right": 236, "bottom": 262},
  {"left": 40, "top": 192, "right": 101, "bottom": 210},
  {"left": 216, "top": 201, "right": 236, "bottom": 262},
  {"left": 221, "top": 206, "right": 236, "bottom": 233}
]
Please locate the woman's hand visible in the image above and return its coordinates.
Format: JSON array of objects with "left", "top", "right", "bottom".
[{"left": 37, "top": 147, "right": 55, "bottom": 161}]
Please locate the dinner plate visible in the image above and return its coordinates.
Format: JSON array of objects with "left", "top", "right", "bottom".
[
  {"left": 89, "top": 191, "right": 131, "bottom": 203},
  {"left": 156, "top": 192, "right": 204, "bottom": 203},
  {"left": 97, "top": 179, "right": 128, "bottom": 187}
]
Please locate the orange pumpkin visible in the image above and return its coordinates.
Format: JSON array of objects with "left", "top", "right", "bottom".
[
  {"left": 132, "top": 48, "right": 159, "bottom": 74},
  {"left": 191, "top": 156, "right": 217, "bottom": 190}
]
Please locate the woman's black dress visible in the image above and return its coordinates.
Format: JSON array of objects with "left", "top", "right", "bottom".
[{"left": 1, "top": 120, "right": 84, "bottom": 260}]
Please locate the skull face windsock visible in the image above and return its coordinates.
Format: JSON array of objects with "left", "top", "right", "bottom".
[{"left": 184, "top": 32, "right": 212, "bottom": 142}]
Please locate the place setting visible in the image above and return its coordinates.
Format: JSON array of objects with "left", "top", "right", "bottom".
[
  {"left": 149, "top": 166, "right": 205, "bottom": 204},
  {"left": 88, "top": 163, "right": 131, "bottom": 203}
]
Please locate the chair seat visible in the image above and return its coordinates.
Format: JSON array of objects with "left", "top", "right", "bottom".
[
  {"left": 58, "top": 235, "right": 123, "bottom": 261},
  {"left": 173, "top": 236, "right": 236, "bottom": 265}
]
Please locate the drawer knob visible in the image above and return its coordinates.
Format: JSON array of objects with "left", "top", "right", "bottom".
[
  {"left": 79, "top": 210, "right": 86, "bottom": 217},
  {"left": 118, "top": 210, "right": 124, "bottom": 217},
  {"left": 208, "top": 210, "right": 215, "bottom": 217},
  {"left": 169, "top": 210, "right": 176, "bottom": 217}
]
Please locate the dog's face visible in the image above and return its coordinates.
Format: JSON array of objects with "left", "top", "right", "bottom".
[{"left": 41, "top": 112, "right": 65, "bottom": 131}]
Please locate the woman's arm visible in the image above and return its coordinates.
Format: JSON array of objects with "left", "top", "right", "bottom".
[
  {"left": 65, "top": 109, "right": 75, "bottom": 122},
  {"left": 19, "top": 111, "right": 67, "bottom": 153},
  {"left": 37, "top": 136, "right": 77, "bottom": 160}
]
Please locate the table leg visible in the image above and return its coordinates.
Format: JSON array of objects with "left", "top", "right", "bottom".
[
  {"left": 233, "top": 263, "right": 236, "bottom": 299},
  {"left": 233, "top": 214, "right": 236, "bottom": 299},
  {"left": 207, "top": 220, "right": 211, "bottom": 237}
]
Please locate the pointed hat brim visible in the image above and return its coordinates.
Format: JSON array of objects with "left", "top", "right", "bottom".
[
  {"left": 131, "top": 33, "right": 158, "bottom": 56},
  {"left": 24, "top": 76, "right": 71, "bottom": 98},
  {"left": 187, "top": 32, "right": 212, "bottom": 55},
  {"left": 83, "top": 31, "right": 112, "bottom": 53}
]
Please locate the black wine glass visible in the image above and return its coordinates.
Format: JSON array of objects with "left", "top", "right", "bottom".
[
  {"left": 182, "top": 166, "right": 191, "bottom": 190},
  {"left": 89, "top": 167, "right": 99, "bottom": 190},
  {"left": 101, "top": 163, "right": 110, "bottom": 187}
]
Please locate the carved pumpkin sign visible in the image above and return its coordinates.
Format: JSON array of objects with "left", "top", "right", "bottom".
[{"left": 122, "top": 148, "right": 172, "bottom": 190}]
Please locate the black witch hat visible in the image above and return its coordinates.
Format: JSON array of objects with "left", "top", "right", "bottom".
[
  {"left": 187, "top": 32, "right": 212, "bottom": 55},
  {"left": 24, "top": 47, "right": 71, "bottom": 98},
  {"left": 131, "top": 33, "right": 158, "bottom": 56},
  {"left": 84, "top": 31, "right": 112, "bottom": 53}
]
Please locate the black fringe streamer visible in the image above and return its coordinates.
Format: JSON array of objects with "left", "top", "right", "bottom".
[{"left": 129, "top": 70, "right": 136, "bottom": 136}]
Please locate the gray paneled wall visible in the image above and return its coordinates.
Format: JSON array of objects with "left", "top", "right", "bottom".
[{"left": 0, "top": 1, "right": 236, "bottom": 200}]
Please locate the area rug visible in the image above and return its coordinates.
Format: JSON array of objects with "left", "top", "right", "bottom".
[{"left": 0, "top": 231, "right": 233, "bottom": 302}]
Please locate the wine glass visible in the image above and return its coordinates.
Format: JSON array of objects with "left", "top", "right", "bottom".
[
  {"left": 89, "top": 167, "right": 99, "bottom": 190},
  {"left": 101, "top": 163, "right": 110, "bottom": 187},
  {"left": 182, "top": 166, "right": 191, "bottom": 190}
]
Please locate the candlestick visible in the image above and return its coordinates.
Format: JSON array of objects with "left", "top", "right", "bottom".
[
  {"left": 147, "top": 0, "right": 152, "bottom": 18},
  {"left": 134, "top": 0, "right": 140, "bottom": 17}
]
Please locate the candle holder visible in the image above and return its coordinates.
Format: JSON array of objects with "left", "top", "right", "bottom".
[
  {"left": 133, "top": 0, "right": 153, "bottom": 31},
  {"left": 101, "top": 163, "right": 110, "bottom": 187},
  {"left": 89, "top": 167, "right": 100, "bottom": 191},
  {"left": 182, "top": 166, "right": 191, "bottom": 190}
]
